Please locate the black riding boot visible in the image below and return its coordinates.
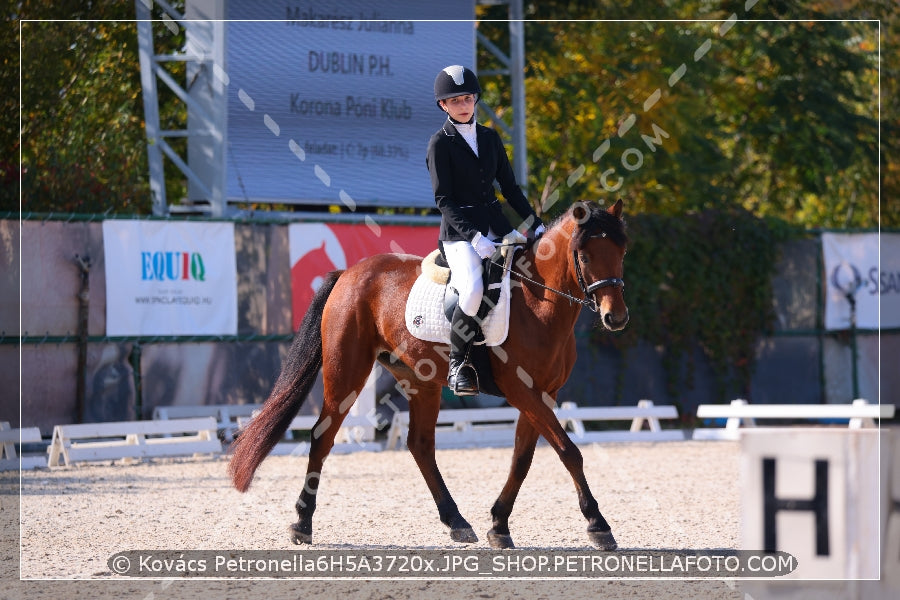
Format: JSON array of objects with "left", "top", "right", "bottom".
[{"left": 448, "top": 306, "right": 480, "bottom": 396}]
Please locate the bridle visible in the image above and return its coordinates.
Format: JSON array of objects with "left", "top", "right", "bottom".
[
  {"left": 572, "top": 266, "right": 624, "bottom": 316},
  {"left": 571, "top": 232, "right": 625, "bottom": 312},
  {"left": 491, "top": 232, "right": 625, "bottom": 313}
]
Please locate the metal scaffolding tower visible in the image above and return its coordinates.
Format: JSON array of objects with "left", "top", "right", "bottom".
[
  {"left": 135, "top": 0, "right": 226, "bottom": 216},
  {"left": 475, "top": 0, "right": 527, "bottom": 191}
]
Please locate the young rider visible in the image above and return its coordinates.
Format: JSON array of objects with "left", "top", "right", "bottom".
[{"left": 425, "top": 65, "right": 545, "bottom": 396}]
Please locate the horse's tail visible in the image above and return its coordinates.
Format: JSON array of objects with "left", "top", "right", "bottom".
[{"left": 229, "top": 270, "right": 343, "bottom": 493}]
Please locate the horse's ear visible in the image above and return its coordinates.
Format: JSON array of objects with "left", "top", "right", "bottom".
[
  {"left": 572, "top": 202, "right": 589, "bottom": 223},
  {"left": 607, "top": 198, "right": 623, "bottom": 219}
]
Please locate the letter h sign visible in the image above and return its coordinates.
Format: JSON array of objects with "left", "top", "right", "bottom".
[
  {"left": 762, "top": 457, "right": 829, "bottom": 556},
  {"left": 741, "top": 429, "right": 879, "bottom": 579}
]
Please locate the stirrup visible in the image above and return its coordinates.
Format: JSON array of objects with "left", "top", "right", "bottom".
[{"left": 449, "top": 361, "right": 479, "bottom": 396}]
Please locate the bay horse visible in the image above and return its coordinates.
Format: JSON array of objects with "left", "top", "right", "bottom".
[{"left": 229, "top": 199, "right": 629, "bottom": 550}]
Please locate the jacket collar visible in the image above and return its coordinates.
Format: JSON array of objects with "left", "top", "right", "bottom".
[
  {"left": 442, "top": 119, "right": 482, "bottom": 158},
  {"left": 442, "top": 117, "right": 479, "bottom": 135},
  {"left": 442, "top": 118, "right": 458, "bottom": 137}
]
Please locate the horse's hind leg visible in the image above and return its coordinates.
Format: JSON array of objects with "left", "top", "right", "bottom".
[
  {"left": 290, "top": 351, "right": 374, "bottom": 544},
  {"left": 289, "top": 405, "right": 348, "bottom": 544},
  {"left": 403, "top": 380, "right": 477, "bottom": 543},
  {"left": 487, "top": 416, "right": 541, "bottom": 549}
]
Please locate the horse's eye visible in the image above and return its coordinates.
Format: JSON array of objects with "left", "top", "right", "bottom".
[{"left": 580, "top": 253, "right": 590, "bottom": 264}]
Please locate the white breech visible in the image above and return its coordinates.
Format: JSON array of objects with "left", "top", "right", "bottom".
[{"left": 442, "top": 239, "right": 485, "bottom": 317}]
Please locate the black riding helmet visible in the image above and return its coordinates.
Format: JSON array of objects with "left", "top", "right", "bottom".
[{"left": 434, "top": 65, "right": 481, "bottom": 108}]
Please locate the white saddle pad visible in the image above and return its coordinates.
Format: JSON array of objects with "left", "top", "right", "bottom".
[{"left": 405, "top": 269, "right": 512, "bottom": 347}]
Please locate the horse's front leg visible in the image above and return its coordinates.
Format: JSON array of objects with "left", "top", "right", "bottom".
[
  {"left": 487, "top": 415, "right": 540, "bottom": 549},
  {"left": 508, "top": 390, "right": 617, "bottom": 550},
  {"left": 556, "top": 435, "right": 617, "bottom": 550},
  {"left": 405, "top": 382, "right": 478, "bottom": 543}
]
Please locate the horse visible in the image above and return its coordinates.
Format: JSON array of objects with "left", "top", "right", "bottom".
[{"left": 229, "top": 199, "right": 629, "bottom": 550}]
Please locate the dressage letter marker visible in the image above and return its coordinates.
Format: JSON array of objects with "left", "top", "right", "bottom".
[
  {"left": 882, "top": 431, "right": 900, "bottom": 592},
  {"left": 741, "top": 429, "right": 878, "bottom": 579},
  {"left": 762, "top": 458, "right": 830, "bottom": 556}
]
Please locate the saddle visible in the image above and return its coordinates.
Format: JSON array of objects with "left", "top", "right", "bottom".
[
  {"left": 405, "top": 243, "right": 518, "bottom": 348},
  {"left": 405, "top": 241, "right": 521, "bottom": 399}
]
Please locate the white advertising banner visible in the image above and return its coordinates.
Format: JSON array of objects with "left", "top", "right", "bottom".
[
  {"left": 822, "top": 232, "right": 900, "bottom": 330},
  {"left": 103, "top": 221, "right": 238, "bottom": 336}
]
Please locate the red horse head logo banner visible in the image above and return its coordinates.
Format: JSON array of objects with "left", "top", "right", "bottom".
[{"left": 289, "top": 222, "right": 438, "bottom": 330}]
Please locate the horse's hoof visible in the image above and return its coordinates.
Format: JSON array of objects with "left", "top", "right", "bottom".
[
  {"left": 487, "top": 529, "right": 515, "bottom": 549},
  {"left": 588, "top": 529, "right": 617, "bottom": 551},
  {"left": 289, "top": 522, "right": 312, "bottom": 545},
  {"left": 450, "top": 527, "right": 478, "bottom": 543}
]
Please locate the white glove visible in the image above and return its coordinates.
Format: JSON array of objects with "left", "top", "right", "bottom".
[
  {"left": 471, "top": 232, "right": 498, "bottom": 259},
  {"left": 501, "top": 230, "right": 528, "bottom": 246},
  {"left": 534, "top": 224, "right": 546, "bottom": 238}
]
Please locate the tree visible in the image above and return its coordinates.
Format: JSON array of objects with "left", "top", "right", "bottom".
[
  {"left": 713, "top": 18, "right": 879, "bottom": 227},
  {"left": 852, "top": 0, "right": 900, "bottom": 228},
  {"left": 2, "top": 1, "right": 186, "bottom": 214},
  {"left": 477, "top": 0, "right": 886, "bottom": 227}
]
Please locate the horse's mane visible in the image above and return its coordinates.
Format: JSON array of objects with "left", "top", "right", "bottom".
[{"left": 527, "top": 201, "right": 627, "bottom": 252}]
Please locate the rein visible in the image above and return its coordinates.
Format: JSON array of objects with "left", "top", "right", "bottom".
[{"left": 490, "top": 238, "right": 624, "bottom": 313}]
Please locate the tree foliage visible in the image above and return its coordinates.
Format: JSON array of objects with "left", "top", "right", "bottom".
[
  {"left": 2, "top": 1, "right": 185, "bottom": 214},
  {"left": 477, "top": 0, "right": 888, "bottom": 228}
]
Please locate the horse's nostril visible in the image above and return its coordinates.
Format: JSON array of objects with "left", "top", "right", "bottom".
[{"left": 604, "top": 311, "right": 629, "bottom": 330}]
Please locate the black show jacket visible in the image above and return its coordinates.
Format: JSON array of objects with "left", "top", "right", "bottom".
[{"left": 426, "top": 119, "right": 537, "bottom": 243}]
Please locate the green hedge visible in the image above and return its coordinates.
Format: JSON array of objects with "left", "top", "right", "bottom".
[{"left": 592, "top": 208, "right": 801, "bottom": 403}]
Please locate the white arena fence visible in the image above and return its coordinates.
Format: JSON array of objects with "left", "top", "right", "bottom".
[{"left": 2, "top": 399, "right": 893, "bottom": 470}]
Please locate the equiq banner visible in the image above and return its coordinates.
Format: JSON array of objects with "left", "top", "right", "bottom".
[
  {"left": 822, "top": 232, "right": 900, "bottom": 330},
  {"left": 289, "top": 222, "right": 438, "bottom": 330},
  {"left": 225, "top": 0, "right": 475, "bottom": 208},
  {"left": 103, "top": 221, "right": 238, "bottom": 336}
]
